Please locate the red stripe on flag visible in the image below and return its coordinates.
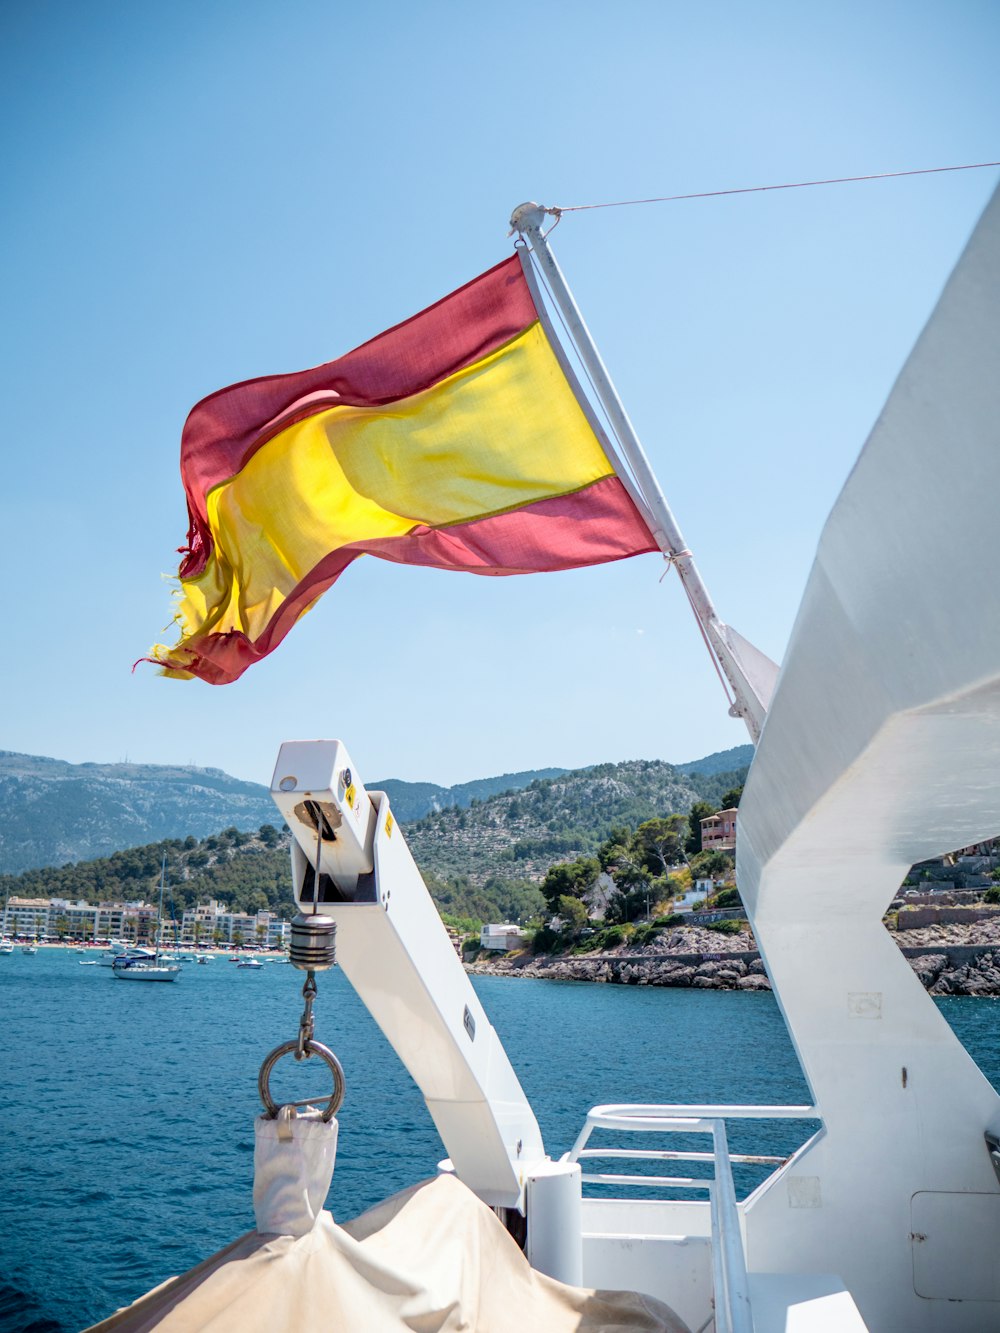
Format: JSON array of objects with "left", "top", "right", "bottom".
[{"left": 169, "top": 476, "right": 656, "bottom": 684}]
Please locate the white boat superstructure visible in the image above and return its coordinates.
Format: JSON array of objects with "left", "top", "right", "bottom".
[
  {"left": 94, "top": 183, "right": 1000, "bottom": 1331},
  {"left": 98, "top": 940, "right": 143, "bottom": 966},
  {"left": 733, "top": 183, "right": 1000, "bottom": 1331}
]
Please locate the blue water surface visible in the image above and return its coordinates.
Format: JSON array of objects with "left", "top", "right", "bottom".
[{"left": 1, "top": 949, "right": 997, "bottom": 1331}]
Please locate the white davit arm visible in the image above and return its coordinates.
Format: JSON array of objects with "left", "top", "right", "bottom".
[{"left": 269, "top": 739, "right": 546, "bottom": 1210}]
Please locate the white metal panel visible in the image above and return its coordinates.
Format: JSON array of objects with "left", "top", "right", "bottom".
[
  {"left": 911, "top": 1192, "right": 1000, "bottom": 1301},
  {"left": 747, "top": 1274, "right": 867, "bottom": 1332},
  {"left": 582, "top": 1232, "right": 713, "bottom": 1333},
  {"left": 737, "top": 184, "right": 1000, "bottom": 1332}
]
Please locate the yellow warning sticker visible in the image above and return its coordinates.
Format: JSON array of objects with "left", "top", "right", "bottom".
[
  {"left": 345, "top": 783, "right": 356, "bottom": 810},
  {"left": 385, "top": 812, "right": 394, "bottom": 838}
]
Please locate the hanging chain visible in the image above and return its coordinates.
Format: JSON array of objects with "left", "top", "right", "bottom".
[{"left": 297, "top": 971, "right": 318, "bottom": 1059}]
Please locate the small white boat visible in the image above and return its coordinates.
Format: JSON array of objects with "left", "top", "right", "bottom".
[
  {"left": 21, "top": 943, "right": 38, "bottom": 955},
  {"left": 237, "top": 958, "right": 264, "bottom": 970},
  {"left": 113, "top": 959, "right": 181, "bottom": 982},
  {"left": 197, "top": 955, "right": 213, "bottom": 965},
  {"left": 0, "top": 937, "right": 13, "bottom": 955}
]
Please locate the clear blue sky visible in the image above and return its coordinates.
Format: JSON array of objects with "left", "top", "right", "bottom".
[{"left": 1, "top": 0, "right": 997, "bottom": 787}]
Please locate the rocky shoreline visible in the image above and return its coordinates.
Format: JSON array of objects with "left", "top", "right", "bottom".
[{"left": 466, "top": 921, "right": 1000, "bottom": 996}]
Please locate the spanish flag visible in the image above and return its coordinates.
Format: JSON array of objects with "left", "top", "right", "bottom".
[{"left": 151, "top": 253, "right": 657, "bottom": 684}]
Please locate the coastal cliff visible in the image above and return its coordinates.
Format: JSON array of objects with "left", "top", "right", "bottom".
[{"left": 467, "top": 920, "right": 1000, "bottom": 996}]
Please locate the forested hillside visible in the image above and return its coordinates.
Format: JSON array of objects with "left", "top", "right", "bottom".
[
  {"left": 0, "top": 752, "right": 277, "bottom": 875},
  {"left": 0, "top": 755, "right": 749, "bottom": 923},
  {"left": 404, "top": 758, "right": 747, "bottom": 887},
  {"left": 1, "top": 823, "right": 292, "bottom": 919},
  {"left": 366, "top": 768, "right": 568, "bottom": 822},
  {"left": 0, "top": 752, "right": 569, "bottom": 874},
  {"left": 675, "top": 745, "right": 753, "bottom": 777},
  {"left": 0, "top": 747, "right": 750, "bottom": 877}
]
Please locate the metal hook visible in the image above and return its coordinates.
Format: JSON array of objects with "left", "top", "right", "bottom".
[
  {"left": 258, "top": 1038, "right": 346, "bottom": 1122},
  {"left": 257, "top": 965, "right": 346, "bottom": 1121}
]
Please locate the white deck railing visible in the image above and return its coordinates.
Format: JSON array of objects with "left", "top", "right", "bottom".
[{"left": 568, "top": 1103, "right": 818, "bottom": 1333}]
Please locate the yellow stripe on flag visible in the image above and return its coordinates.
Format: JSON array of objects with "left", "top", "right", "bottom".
[{"left": 178, "top": 323, "right": 614, "bottom": 643}]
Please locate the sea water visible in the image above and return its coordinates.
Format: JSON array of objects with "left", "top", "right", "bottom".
[{"left": 1, "top": 948, "right": 998, "bottom": 1332}]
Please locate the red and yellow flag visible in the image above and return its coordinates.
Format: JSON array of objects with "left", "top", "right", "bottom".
[{"left": 150, "top": 253, "right": 656, "bottom": 684}]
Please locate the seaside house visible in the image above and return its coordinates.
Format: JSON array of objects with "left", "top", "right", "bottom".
[
  {"left": 700, "top": 807, "right": 738, "bottom": 852},
  {"left": 480, "top": 923, "right": 528, "bottom": 952}
]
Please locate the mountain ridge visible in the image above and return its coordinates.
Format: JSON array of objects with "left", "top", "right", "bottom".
[{"left": 0, "top": 746, "right": 751, "bottom": 877}]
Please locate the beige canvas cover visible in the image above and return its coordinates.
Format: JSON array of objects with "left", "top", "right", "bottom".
[{"left": 88, "top": 1173, "right": 690, "bottom": 1332}]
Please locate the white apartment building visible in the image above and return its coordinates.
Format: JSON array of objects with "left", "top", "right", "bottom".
[
  {"left": 2, "top": 896, "right": 158, "bottom": 941},
  {"left": 180, "top": 899, "right": 289, "bottom": 949},
  {"left": 2, "top": 895, "right": 289, "bottom": 948}
]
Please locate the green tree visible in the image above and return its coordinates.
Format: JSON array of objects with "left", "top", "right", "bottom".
[
  {"left": 634, "top": 815, "right": 687, "bottom": 876},
  {"left": 690, "top": 849, "right": 735, "bottom": 880},
  {"left": 541, "top": 857, "right": 600, "bottom": 911},
  {"left": 686, "top": 801, "right": 716, "bottom": 856},
  {"left": 604, "top": 859, "right": 654, "bottom": 924},
  {"left": 711, "top": 886, "right": 742, "bottom": 908},
  {"left": 556, "top": 894, "right": 589, "bottom": 937},
  {"left": 597, "top": 827, "right": 633, "bottom": 872},
  {"left": 719, "top": 786, "right": 743, "bottom": 810}
]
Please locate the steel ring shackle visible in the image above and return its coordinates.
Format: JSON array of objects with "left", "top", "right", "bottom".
[{"left": 258, "top": 1038, "right": 346, "bottom": 1122}]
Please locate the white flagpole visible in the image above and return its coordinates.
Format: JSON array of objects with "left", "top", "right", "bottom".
[{"left": 509, "top": 201, "right": 773, "bottom": 742}]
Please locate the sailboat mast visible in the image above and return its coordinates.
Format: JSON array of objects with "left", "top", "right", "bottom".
[
  {"left": 156, "top": 854, "right": 166, "bottom": 964},
  {"left": 509, "top": 202, "right": 772, "bottom": 742}
]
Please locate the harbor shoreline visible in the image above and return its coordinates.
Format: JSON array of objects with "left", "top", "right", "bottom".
[{"left": 466, "top": 926, "right": 1000, "bottom": 996}]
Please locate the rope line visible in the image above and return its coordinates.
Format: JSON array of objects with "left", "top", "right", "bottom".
[{"left": 555, "top": 160, "right": 1000, "bottom": 214}]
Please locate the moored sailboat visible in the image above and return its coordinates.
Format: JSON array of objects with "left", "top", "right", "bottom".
[{"left": 113, "top": 858, "right": 180, "bottom": 984}]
